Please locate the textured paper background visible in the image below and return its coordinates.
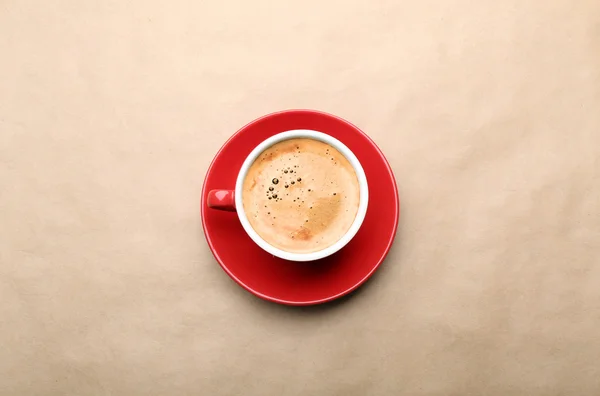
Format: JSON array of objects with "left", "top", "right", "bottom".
[{"left": 1, "top": 0, "right": 600, "bottom": 395}]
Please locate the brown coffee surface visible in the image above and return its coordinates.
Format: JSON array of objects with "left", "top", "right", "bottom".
[{"left": 242, "top": 138, "right": 360, "bottom": 254}]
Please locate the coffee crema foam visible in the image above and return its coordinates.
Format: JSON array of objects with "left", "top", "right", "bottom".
[{"left": 242, "top": 138, "right": 360, "bottom": 254}]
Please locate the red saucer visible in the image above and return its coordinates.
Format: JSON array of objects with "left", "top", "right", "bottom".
[{"left": 201, "top": 110, "right": 399, "bottom": 305}]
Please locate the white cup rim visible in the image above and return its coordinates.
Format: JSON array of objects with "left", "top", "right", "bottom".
[{"left": 234, "top": 130, "right": 369, "bottom": 262}]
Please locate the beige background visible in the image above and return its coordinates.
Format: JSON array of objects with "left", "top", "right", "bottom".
[{"left": 1, "top": 0, "right": 600, "bottom": 395}]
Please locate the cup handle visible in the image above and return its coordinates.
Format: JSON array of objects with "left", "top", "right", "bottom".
[{"left": 207, "top": 190, "right": 236, "bottom": 212}]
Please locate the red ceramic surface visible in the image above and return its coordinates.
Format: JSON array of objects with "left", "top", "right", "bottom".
[{"left": 201, "top": 110, "right": 399, "bottom": 305}]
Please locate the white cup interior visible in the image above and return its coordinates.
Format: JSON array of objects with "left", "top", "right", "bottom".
[{"left": 234, "top": 130, "right": 369, "bottom": 262}]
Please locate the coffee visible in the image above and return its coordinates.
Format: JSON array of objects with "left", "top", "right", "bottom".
[{"left": 242, "top": 138, "right": 360, "bottom": 254}]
